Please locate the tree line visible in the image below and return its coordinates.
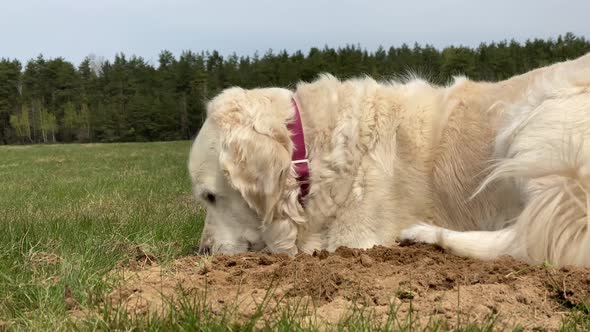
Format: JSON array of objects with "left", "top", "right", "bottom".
[{"left": 0, "top": 32, "right": 589, "bottom": 145}]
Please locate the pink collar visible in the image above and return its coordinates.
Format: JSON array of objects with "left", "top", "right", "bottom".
[{"left": 288, "top": 97, "right": 310, "bottom": 206}]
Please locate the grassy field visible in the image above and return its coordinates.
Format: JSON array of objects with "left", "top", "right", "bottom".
[
  {"left": 0, "top": 142, "right": 588, "bottom": 331},
  {"left": 0, "top": 141, "right": 204, "bottom": 330}
]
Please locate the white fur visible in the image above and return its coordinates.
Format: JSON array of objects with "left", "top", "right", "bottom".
[
  {"left": 189, "top": 53, "right": 590, "bottom": 267},
  {"left": 402, "top": 54, "right": 590, "bottom": 266}
]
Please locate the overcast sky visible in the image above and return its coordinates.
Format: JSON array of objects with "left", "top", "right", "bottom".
[{"left": 1, "top": 0, "right": 589, "bottom": 66}]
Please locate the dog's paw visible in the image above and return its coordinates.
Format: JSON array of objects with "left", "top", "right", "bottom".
[
  {"left": 286, "top": 245, "right": 299, "bottom": 256},
  {"left": 399, "top": 224, "right": 441, "bottom": 245}
]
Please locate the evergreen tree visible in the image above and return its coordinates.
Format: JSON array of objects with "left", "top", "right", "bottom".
[
  {"left": 0, "top": 58, "right": 22, "bottom": 144},
  {"left": 0, "top": 33, "right": 588, "bottom": 144}
]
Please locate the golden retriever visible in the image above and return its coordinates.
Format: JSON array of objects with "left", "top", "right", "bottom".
[{"left": 188, "top": 53, "right": 590, "bottom": 267}]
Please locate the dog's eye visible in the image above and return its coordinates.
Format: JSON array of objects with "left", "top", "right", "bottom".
[{"left": 203, "top": 192, "right": 216, "bottom": 204}]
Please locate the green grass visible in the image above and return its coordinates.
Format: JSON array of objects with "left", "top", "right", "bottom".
[
  {"left": 0, "top": 141, "right": 203, "bottom": 330},
  {"left": 0, "top": 141, "right": 588, "bottom": 331}
]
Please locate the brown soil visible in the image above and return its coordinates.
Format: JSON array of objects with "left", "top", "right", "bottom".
[{"left": 105, "top": 243, "right": 590, "bottom": 330}]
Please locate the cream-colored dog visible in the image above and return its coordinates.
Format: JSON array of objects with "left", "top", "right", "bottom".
[{"left": 188, "top": 53, "right": 590, "bottom": 267}]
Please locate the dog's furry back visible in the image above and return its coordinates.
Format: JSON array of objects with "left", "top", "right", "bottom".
[
  {"left": 484, "top": 60, "right": 590, "bottom": 266},
  {"left": 401, "top": 53, "right": 590, "bottom": 267},
  {"left": 291, "top": 75, "right": 501, "bottom": 251}
]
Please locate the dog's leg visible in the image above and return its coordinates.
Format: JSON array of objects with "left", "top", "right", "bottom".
[{"left": 400, "top": 223, "right": 518, "bottom": 261}]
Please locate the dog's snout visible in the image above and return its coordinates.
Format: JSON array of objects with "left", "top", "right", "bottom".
[{"left": 198, "top": 244, "right": 212, "bottom": 255}]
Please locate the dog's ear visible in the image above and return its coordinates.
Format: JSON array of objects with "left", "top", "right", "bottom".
[{"left": 209, "top": 88, "right": 294, "bottom": 223}]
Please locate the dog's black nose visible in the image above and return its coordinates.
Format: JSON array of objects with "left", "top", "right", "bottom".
[{"left": 198, "top": 245, "right": 211, "bottom": 256}]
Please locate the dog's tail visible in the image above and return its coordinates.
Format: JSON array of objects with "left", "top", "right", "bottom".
[
  {"left": 400, "top": 142, "right": 590, "bottom": 266},
  {"left": 401, "top": 136, "right": 590, "bottom": 267},
  {"left": 481, "top": 137, "right": 590, "bottom": 267}
]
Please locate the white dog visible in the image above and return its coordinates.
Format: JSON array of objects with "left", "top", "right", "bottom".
[{"left": 188, "top": 53, "right": 590, "bottom": 267}]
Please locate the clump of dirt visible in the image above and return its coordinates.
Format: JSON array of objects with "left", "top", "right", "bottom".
[{"left": 104, "top": 243, "right": 590, "bottom": 330}]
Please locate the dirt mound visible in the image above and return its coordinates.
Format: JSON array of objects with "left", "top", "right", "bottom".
[{"left": 106, "top": 243, "right": 590, "bottom": 330}]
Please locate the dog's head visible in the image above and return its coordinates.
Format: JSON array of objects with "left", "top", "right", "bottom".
[{"left": 188, "top": 87, "right": 305, "bottom": 255}]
